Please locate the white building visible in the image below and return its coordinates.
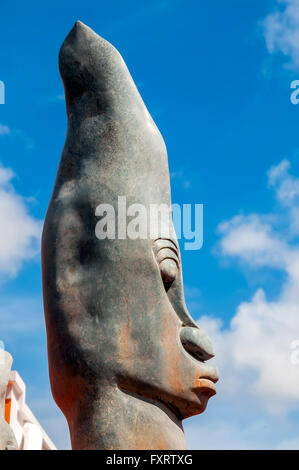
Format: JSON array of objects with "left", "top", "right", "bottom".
[{"left": 5, "top": 371, "right": 56, "bottom": 450}]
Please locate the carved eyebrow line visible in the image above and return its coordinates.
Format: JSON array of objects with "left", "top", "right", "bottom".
[
  {"left": 153, "top": 245, "right": 180, "bottom": 268},
  {"left": 154, "top": 246, "right": 180, "bottom": 264},
  {"left": 156, "top": 248, "right": 180, "bottom": 267},
  {"left": 153, "top": 238, "right": 179, "bottom": 255},
  {"left": 155, "top": 245, "right": 179, "bottom": 258},
  {"left": 158, "top": 255, "right": 180, "bottom": 269}
]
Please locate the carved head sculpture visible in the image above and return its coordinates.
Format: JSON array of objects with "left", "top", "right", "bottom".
[
  {"left": 42, "top": 21, "right": 218, "bottom": 450},
  {"left": 0, "top": 350, "right": 17, "bottom": 450}
]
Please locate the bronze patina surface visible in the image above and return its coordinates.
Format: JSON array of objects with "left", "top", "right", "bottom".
[{"left": 42, "top": 21, "right": 218, "bottom": 450}]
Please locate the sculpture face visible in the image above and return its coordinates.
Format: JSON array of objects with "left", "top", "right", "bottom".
[{"left": 42, "top": 21, "right": 218, "bottom": 449}]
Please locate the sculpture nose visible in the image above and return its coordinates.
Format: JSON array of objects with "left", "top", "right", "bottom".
[{"left": 180, "top": 326, "right": 215, "bottom": 362}]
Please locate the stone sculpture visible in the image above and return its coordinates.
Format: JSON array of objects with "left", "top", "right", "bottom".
[
  {"left": 42, "top": 21, "right": 218, "bottom": 450},
  {"left": 0, "top": 350, "right": 17, "bottom": 450}
]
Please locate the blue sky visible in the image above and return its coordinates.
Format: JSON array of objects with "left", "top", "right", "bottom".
[{"left": 1, "top": 0, "right": 299, "bottom": 449}]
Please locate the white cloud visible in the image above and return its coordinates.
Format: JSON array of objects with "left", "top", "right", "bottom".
[
  {"left": 262, "top": 0, "right": 299, "bottom": 69},
  {"left": 277, "top": 436, "right": 299, "bottom": 449},
  {"left": 268, "top": 158, "right": 299, "bottom": 206},
  {"left": 0, "top": 124, "right": 10, "bottom": 136},
  {"left": 211, "top": 160, "right": 299, "bottom": 414},
  {"left": 185, "top": 159, "right": 299, "bottom": 448},
  {"left": 0, "top": 163, "right": 42, "bottom": 278},
  {"left": 217, "top": 214, "right": 287, "bottom": 269}
]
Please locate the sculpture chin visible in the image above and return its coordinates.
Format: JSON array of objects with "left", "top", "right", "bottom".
[
  {"left": 181, "top": 379, "right": 218, "bottom": 419},
  {"left": 116, "top": 353, "right": 218, "bottom": 421},
  {"left": 193, "top": 380, "right": 217, "bottom": 412}
]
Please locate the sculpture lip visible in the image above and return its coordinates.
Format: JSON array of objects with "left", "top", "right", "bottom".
[
  {"left": 194, "top": 368, "right": 219, "bottom": 396},
  {"left": 194, "top": 378, "right": 217, "bottom": 395},
  {"left": 199, "top": 372, "right": 219, "bottom": 384}
]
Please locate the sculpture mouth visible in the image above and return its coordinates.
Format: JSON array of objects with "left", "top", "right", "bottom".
[
  {"left": 197, "top": 372, "right": 218, "bottom": 388},
  {"left": 200, "top": 373, "right": 218, "bottom": 384},
  {"left": 180, "top": 326, "right": 219, "bottom": 393},
  {"left": 193, "top": 368, "right": 219, "bottom": 399},
  {"left": 194, "top": 378, "right": 217, "bottom": 397}
]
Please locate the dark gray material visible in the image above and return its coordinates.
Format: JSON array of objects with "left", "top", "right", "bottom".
[{"left": 42, "top": 21, "right": 218, "bottom": 450}]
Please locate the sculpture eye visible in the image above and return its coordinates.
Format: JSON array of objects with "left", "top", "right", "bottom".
[{"left": 153, "top": 239, "right": 180, "bottom": 285}]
